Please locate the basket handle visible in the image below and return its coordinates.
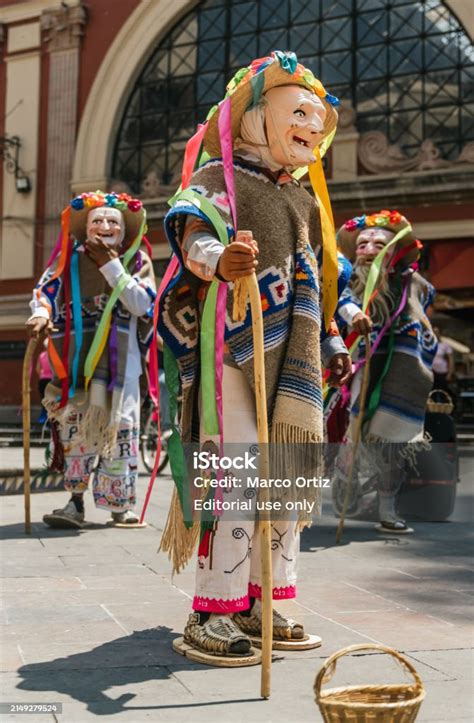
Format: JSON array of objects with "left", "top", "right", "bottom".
[
  {"left": 314, "top": 644, "right": 424, "bottom": 699},
  {"left": 428, "top": 389, "right": 452, "bottom": 404}
]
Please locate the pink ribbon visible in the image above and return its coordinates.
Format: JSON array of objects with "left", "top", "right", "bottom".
[
  {"left": 213, "top": 97, "right": 238, "bottom": 512},
  {"left": 218, "top": 98, "right": 237, "bottom": 229},
  {"left": 214, "top": 97, "right": 238, "bottom": 449},
  {"left": 181, "top": 122, "right": 208, "bottom": 190},
  {"left": 139, "top": 254, "right": 180, "bottom": 525},
  {"left": 45, "top": 231, "right": 63, "bottom": 268},
  {"left": 353, "top": 276, "right": 409, "bottom": 375}
]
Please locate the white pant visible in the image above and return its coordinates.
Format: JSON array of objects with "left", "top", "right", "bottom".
[
  {"left": 61, "top": 377, "right": 140, "bottom": 512},
  {"left": 193, "top": 365, "right": 300, "bottom": 613}
]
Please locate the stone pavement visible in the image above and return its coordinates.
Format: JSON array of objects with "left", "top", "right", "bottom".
[{"left": 0, "top": 451, "right": 473, "bottom": 723}]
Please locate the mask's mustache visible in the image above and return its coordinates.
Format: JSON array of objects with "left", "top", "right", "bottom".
[{"left": 352, "top": 262, "right": 395, "bottom": 325}]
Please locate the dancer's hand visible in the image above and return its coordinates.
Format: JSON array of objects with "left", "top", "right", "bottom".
[
  {"left": 351, "top": 311, "right": 372, "bottom": 335},
  {"left": 217, "top": 230, "right": 259, "bottom": 281},
  {"left": 26, "top": 317, "right": 53, "bottom": 340},
  {"left": 85, "top": 235, "right": 119, "bottom": 267},
  {"left": 327, "top": 353, "right": 352, "bottom": 387}
]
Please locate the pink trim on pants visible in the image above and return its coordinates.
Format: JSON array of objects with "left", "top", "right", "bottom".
[
  {"left": 193, "top": 594, "right": 249, "bottom": 614},
  {"left": 193, "top": 584, "right": 297, "bottom": 613},
  {"left": 249, "top": 583, "right": 297, "bottom": 600}
]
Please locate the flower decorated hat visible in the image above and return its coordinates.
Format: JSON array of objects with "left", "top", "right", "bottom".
[
  {"left": 69, "top": 190, "right": 145, "bottom": 245},
  {"left": 203, "top": 50, "right": 339, "bottom": 157},
  {"left": 177, "top": 50, "right": 341, "bottom": 331},
  {"left": 337, "top": 210, "right": 422, "bottom": 267}
]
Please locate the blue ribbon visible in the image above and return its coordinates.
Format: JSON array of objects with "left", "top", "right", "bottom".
[
  {"left": 324, "top": 92, "right": 340, "bottom": 107},
  {"left": 248, "top": 73, "right": 265, "bottom": 109},
  {"left": 69, "top": 246, "right": 83, "bottom": 398},
  {"left": 274, "top": 50, "right": 298, "bottom": 74}
]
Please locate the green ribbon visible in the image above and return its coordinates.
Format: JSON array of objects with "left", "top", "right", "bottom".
[
  {"left": 83, "top": 215, "right": 147, "bottom": 385},
  {"left": 173, "top": 188, "right": 229, "bottom": 436},
  {"left": 361, "top": 224, "right": 412, "bottom": 311}
]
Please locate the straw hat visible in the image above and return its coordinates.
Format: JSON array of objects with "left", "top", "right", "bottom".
[
  {"left": 337, "top": 210, "right": 421, "bottom": 267},
  {"left": 68, "top": 190, "right": 145, "bottom": 245},
  {"left": 203, "top": 50, "right": 339, "bottom": 158}
]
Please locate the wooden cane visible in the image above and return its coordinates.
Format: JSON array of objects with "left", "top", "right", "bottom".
[
  {"left": 22, "top": 337, "right": 38, "bottom": 534},
  {"left": 242, "top": 271, "right": 273, "bottom": 699},
  {"left": 336, "top": 334, "right": 371, "bottom": 544}
]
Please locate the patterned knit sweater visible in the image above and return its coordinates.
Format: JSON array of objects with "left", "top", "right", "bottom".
[{"left": 160, "top": 159, "right": 347, "bottom": 445}]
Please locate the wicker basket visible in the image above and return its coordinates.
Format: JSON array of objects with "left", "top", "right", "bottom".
[
  {"left": 426, "top": 389, "right": 454, "bottom": 415},
  {"left": 314, "top": 644, "right": 425, "bottom": 723}
]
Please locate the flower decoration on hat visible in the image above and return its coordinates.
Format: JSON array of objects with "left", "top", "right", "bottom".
[
  {"left": 338, "top": 209, "right": 421, "bottom": 267},
  {"left": 224, "top": 51, "right": 340, "bottom": 109},
  {"left": 343, "top": 209, "right": 404, "bottom": 232},
  {"left": 68, "top": 190, "right": 145, "bottom": 245},
  {"left": 70, "top": 190, "right": 143, "bottom": 214}
]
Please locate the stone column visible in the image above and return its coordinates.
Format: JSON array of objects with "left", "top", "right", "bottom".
[
  {"left": 331, "top": 103, "right": 359, "bottom": 181},
  {"left": 41, "top": 3, "right": 87, "bottom": 263}
]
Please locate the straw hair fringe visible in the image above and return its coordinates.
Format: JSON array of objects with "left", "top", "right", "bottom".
[
  {"left": 82, "top": 404, "right": 108, "bottom": 446},
  {"left": 101, "top": 423, "right": 120, "bottom": 460},
  {"left": 159, "top": 488, "right": 200, "bottom": 574},
  {"left": 43, "top": 395, "right": 70, "bottom": 429}
]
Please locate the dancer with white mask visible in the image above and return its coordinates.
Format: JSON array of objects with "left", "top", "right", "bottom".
[{"left": 26, "top": 191, "right": 156, "bottom": 528}]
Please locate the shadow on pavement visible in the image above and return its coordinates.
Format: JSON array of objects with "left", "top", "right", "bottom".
[
  {"left": 17, "top": 627, "right": 178, "bottom": 715},
  {"left": 0, "top": 521, "right": 106, "bottom": 540},
  {"left": 15, "top": 627, "right": 264, "bottom": 714}
]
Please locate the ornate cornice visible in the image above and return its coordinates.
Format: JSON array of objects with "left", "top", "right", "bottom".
[
  {"left": 336, "top": 102, "right": 357, "bottom": 134},
  {"left": 41, "top": 2, "right": 87, "bottom": 52},
  {"left": 328, "top": 166, "right": 474, "bottom": 212},
  {"left": 358, "top": 131, "right": 474, "bottom": 175}
]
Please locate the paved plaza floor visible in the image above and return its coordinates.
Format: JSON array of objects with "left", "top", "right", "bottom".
[{"left": 0, "top": 450, "right": 473, "bottom": 722}]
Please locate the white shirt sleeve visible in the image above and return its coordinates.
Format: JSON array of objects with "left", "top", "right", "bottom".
[
  {"left": 28, "top": 282, "right": 53, "bottom": 321},
  {"left": 184, "top": 231, "right": 225, "bottom": 281},
  {"left": 338, "top": 302, "right": 362, "bottom": 325},
  {"left": 99, "top": 258, "right": 153, "bottom": 317}
]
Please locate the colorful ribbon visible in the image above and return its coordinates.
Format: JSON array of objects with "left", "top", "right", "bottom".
[
  {"left": 174, "top": 189, "right": 229, "bottom": 437},
  {"left": 83, "top": 214, "right": 147, "bottom": 388},
  {"left": 69, "top": 246, "right": 83, "bottom": 397},
  {"left": 181, "top": 122, "right": 208, "bottom": 190},
  {"left": 216, "top": 96, "right": 237, "bottom": 447},
  {"left": 308, "top": 149, "right": 338, "bottom": 331}
]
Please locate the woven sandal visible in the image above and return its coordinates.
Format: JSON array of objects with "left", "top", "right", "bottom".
[
  {"left": 111, "top": 510, "right": 140, "bottom": 524},
  {"left": 43, "top": 500, "right": 85, "bottom": 529},
  {"left": 183, "top": 612, "right": 252, "bottom": 657},
  {"left": 234, "top": 600, "right": 305, "bottom": 641}
]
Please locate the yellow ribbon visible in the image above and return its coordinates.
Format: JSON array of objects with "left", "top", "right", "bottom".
[{"left": 308, "top": 147, "right": 338, "bottom": 330}]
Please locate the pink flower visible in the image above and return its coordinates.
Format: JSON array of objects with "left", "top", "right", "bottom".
[
  {"left": 127, "top": 199, "right": 142, "bottom": 212},
  {"left": 344, "top": 219, "right": 357, "bottom": 231}
]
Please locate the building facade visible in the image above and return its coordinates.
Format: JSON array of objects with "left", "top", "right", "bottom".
[{"left": 0, "top": 0, "right": 473, "bottom": 408}]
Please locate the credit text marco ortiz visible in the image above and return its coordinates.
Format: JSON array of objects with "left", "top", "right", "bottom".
[{"left": 192, "top": 451, "right": 330, "bottom": 489}]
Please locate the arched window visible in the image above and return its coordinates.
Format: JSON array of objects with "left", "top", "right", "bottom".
[{"left": 112, "top": 0, "right": 474, "bottom": 193}]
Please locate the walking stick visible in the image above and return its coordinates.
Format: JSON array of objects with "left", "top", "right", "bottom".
[
  {"left": 238, "top": 270, "right": 273, "bottom": 699},
  {"left": 22, "top": 338, "right": 38, "bottom": 534},
  {"left": 336, "top": 334, "right": 371, "bottom": 544}
]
